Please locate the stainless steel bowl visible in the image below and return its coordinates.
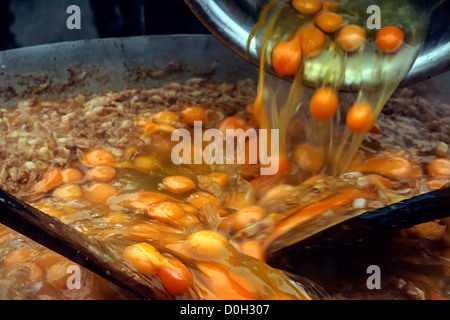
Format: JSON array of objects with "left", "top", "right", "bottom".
[{"left": 185, "top": 0, "right": 450, "bottom": 90}]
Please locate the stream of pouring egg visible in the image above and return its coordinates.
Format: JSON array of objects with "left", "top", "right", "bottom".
[{"left": 247, "top": 0, "right": 429, "bottom": 180}]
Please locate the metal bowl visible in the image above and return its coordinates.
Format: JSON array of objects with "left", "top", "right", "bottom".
[{"left": 184, "top": 0, "right": 450, "bottom": 90}]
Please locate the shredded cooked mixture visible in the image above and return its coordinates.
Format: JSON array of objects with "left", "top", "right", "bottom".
[
  {"left": 0, "top": 77, "right": 449, "bottom": 300},
  {"left": 0, "top": 78, "right": 256, "bottom": 195}
]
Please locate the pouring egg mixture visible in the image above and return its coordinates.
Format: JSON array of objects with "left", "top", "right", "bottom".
[{"left": 0, "top": 0, "right": 449, "bottom": 300}]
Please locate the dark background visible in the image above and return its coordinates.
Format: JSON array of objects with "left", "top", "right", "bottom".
[{"left": 1, "top": 0, "right": 210, "bottom": 51}]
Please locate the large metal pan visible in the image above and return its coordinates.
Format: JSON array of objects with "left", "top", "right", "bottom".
[
  {"left": 0, "top": 35, "right": 258, "bottom": 106},
  {"left": 0, "top": 34, "right": 449, "bottom": 300}
]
